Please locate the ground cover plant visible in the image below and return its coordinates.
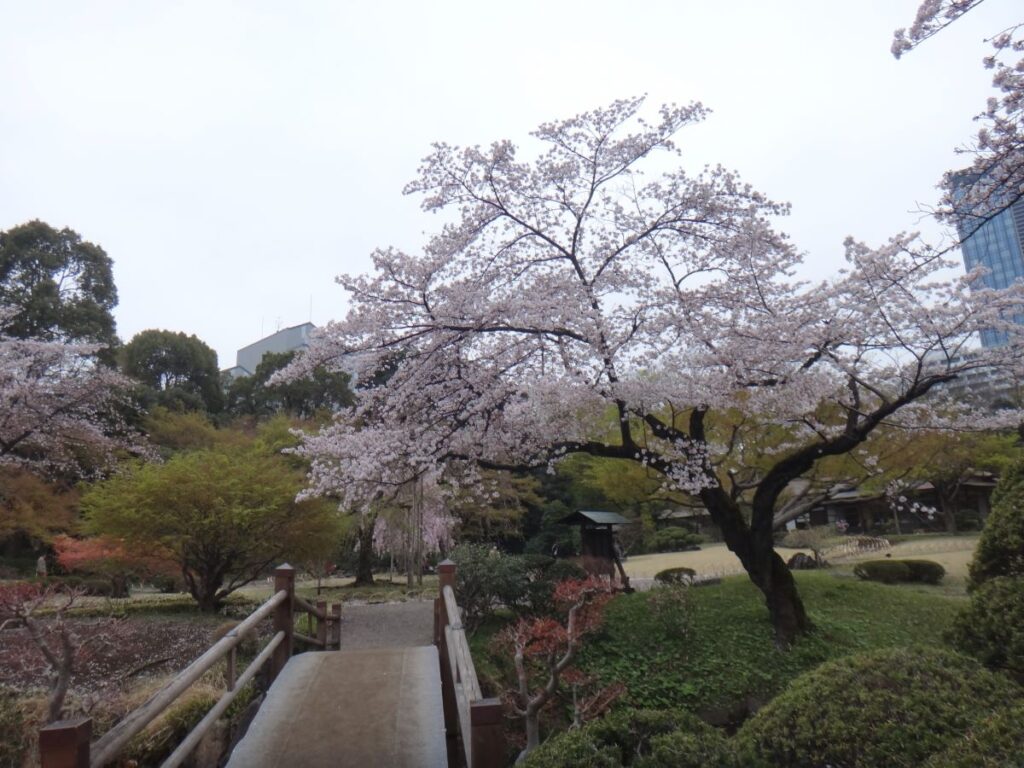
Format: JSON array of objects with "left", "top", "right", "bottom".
[{"left": 572, "top": 572, "right": 962, "bottom": 722}]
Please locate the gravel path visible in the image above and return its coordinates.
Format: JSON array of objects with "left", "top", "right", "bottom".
[{"left": 336, "top": 600, "right": 435, "bottom": 650}]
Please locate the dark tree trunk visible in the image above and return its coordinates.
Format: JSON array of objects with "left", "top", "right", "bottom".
[
  {"left": 183, "top": 567, "right": 223, "bottom": 612},
  {"left": 701, "top": 487, "right": 811, "bottom": 647},
  {"left": 110, "top": 573, "right": 130, "bottom": 599},
  {"left": 354, "top": 520, "right": 375, "bottom": 586},
  {"left": 748, "top": 550, "right": 810, "bottom": 646},
  {"left": 936, "top": 486, "right": 958, "bottom": 533}
]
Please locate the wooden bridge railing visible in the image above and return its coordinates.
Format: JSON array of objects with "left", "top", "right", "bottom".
[
  {"left": 434, "top": 560, "right": 505, "bottom": 768},
  {"left": 39, "top": 563, "right": 341, "bottom": 768}
]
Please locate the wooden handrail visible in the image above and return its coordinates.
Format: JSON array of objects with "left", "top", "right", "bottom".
[
  {"left": 293, "top": 595, "right": 326, "bottom": 618},
  {"left": 160, "top": 631, "right": 284, "bottom": 768},
  {"left": 39, "top": 563, "right": 344, "bottom": 768},
  {"left": 435, "top": 560, "right": 505, "bottom": 768},
  {"left": 90, "top": 589, "right": 289, "bottom": 766}
]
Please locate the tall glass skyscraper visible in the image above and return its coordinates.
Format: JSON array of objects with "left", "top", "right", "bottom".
[{"left": 954, "top": 173, "right": 1024, "bottom": 347}]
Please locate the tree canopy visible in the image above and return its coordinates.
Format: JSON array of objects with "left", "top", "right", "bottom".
[
  {"left": 225, "top": 350, "right": 354, "bottom": 418},
  {"left": 0, "top": 220, "right": 118, "bottom": 348},
  {"left": 0, "top": 329, "right": 138, "bottom": 477},
  {"left": 285, "top": 97, "right": 1024, "bottom": 645},
  {"left": 82, "top": 443, "right": 341, "bottom": 611},
  {"left": 121, "top": 329, "right": 224, "bottom": 413}
]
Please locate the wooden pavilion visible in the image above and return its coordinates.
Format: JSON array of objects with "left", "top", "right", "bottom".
[{"left": 559, "top": 510, "right": 632, "bottom": 590}]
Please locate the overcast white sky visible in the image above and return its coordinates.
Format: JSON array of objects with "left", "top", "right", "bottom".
[{"left": 0, "top": 1, "right": 1016, "bottom": 368}]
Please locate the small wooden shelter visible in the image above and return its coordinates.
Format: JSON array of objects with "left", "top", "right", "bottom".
[{"left": 559, "top": 510, "right": 631, "bottom": 590}]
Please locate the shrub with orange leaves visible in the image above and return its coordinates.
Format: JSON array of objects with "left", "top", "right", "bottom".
[
  {"left": 499, "top": 576, "right": 618, "bottom": 761},
  {"left": 53, "top": 535, "right": 174, "bottom": 597}
]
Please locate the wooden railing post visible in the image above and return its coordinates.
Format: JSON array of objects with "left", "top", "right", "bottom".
[
  {"left": 39, "top": 717, "right": 91, "bottom": 768},
  {"left": 316, "top": 599, "right": 328, "bottom": 647},
  {"left": 270, "top": 564, "right": 295, "bottom": 684},
  {"left": 330, "top": 603, "right": 341, "bottom": 649},
  {"left": 435, "top": 559, "right": 460, "bottom": 768},
  {"left": 470, "top": 699, "right": 506, "bottom": 768}
]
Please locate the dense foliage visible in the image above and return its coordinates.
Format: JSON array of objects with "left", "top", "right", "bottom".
[
  {"left": 121, "top": 329, "right": 224, "bottom": 413},
  {"left": 922, "top": 702, "right": 1024, "bottom": 768},
  {"left": 969, "top": 460, "right": 1024, "bottom": 589},
  {"left": 226, "top": 350, "right": 354, "bottom": 418},
  {"left": 523, "top": 709, "right": 745, "bottom": 768},
  {"left": 450, "top": 544, "right": 585, "bottom": 631},
  {"left": 950, "top": 576, "right": 1024, "bottom": 682},
  {"left": 736, "top": 646, "right": 1022, "bottom": 768},
  {"left": 0, "top": 220, "right": 118, "bottom": 348}
]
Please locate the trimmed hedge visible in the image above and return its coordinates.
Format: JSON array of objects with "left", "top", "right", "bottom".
[
  {"left": 522, "top": 709, "right": 746, "bottom": 768},
  {"left": 853, "top": 559, "right": 945, "bottom": 584},
  {"left": 949, "top": 576, "right": 1024, "bottom": 682},
  {"left": 735, "top": 646, "right": 1021, "bottom": 768},
  {"left": 922, "top": 702, "right": 1024, "bottom": 768},
  {"left": 903, "top": 560, "right": 946, "bottom": 584},
  {"left": 654, "top": 567, "right": 696, "bottom": 585}
]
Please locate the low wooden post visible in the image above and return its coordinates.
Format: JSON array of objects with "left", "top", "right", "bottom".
[
  {"left": 330, "top": 602, "right": 342, "bottom": 649},
  {"left": 270, "top": 564, "right": 295, "bottom": 684},
  {"left": 470, "top": 699, "right": 506, "bottom": 768},
  {"left": 39, "top": 717, "right": 91, "bottom": 768},
  {"left": 436, "top": 560, "right": 460, "bottom": 768},
  {"left": 316, "top": 599, "right": 328, "bottom": 647}
]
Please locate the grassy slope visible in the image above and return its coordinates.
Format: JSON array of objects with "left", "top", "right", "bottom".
[{"left": 579, "top": 571, "right": 964, "bottom": 720}]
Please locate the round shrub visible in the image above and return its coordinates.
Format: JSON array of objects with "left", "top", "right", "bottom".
[
  {"left": 853, "top": 559, "right": 944, "bottom": 584},
  {"left": 654, "top": 567, "right": 696, "bottom": 585},
  {"left": 853, "top": 559, "right": 911, "bottom": 583},
  {"left": 970, "top": 460, "right": 1024, "bottom": 589},
  {"left": 523, "top": 709, "right": 744, "bottom": 768},
  {"left": 903, "top": 559, "right": 946, "bottom": 584},
  {"left": 949, "top": 576, "right": 1024, "bottom": 682},
  {"left": 651, "top": 529, "right": 701, "bottom": 553},
  {"left": 736, "top": 646, "right": 1021, "bottom": 768},
  {"left": 922, "top": 702, "right": 1024, "bottom": 768}
]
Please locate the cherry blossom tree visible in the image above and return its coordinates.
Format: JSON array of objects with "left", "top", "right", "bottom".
[
  {"left": 371, "top": 472, "right": 454, "bottom": 586},
  {"left": 0, "top": 325, "right": 138, "bottom": 477},
  {"left": 288, "top": 97, "right": 1024, "bottom": 645},
  {"left": 893, "top": 1, "right": 1023, "bottom": 234}
]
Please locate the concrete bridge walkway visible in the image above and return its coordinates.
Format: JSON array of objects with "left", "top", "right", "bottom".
[{"left": 225, "top": 600, "right": 448, "bottom": 768}]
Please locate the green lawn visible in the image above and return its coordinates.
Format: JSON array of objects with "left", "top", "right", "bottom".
[{"left": 626, "top": 535, "right": 980, "bottom": 595}]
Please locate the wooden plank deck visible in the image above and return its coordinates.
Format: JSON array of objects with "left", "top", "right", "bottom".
[{"left": 225, "top": 646, "right": 447, "bottom": 768}]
